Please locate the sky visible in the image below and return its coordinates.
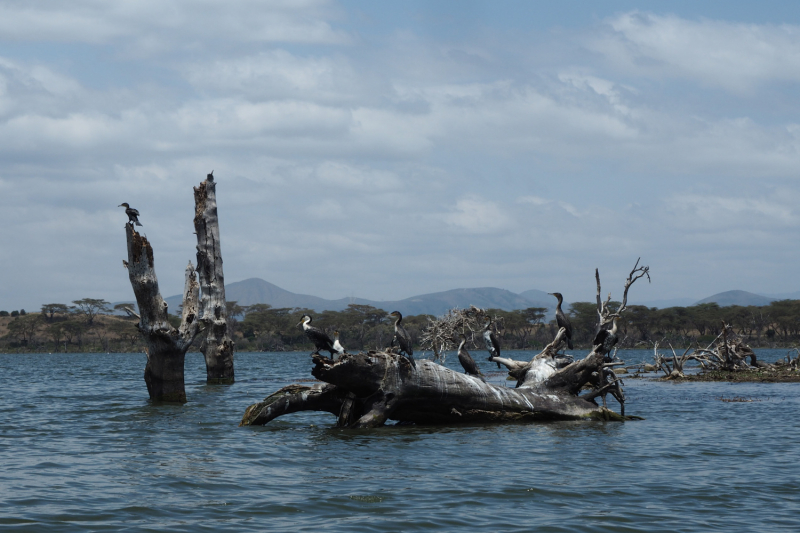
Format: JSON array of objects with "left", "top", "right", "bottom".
[{"left": 2, "top": 0, "right": 800, "bottom": 311}]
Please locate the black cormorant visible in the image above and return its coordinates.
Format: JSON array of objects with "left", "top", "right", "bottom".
[
  {"left": 593, "top": 316, "right": 619, "bottom": 359},
  {"left": 549, "top": 292, "right": 574, "bottom": 350},
  {"left": 297, "top": 314, "right": 337, "bottom": 356},
  {"left": 118, "top": 203, "right": 142, "bottom": 226},
  {"left": 389, "top": 311, "right": 416, "bottom": 368},
  {"left": 456, "top": 334, "right": 485, "bottom": 382},
  {"left": 333, "top": 330, "right": 346, "bottom": 355},
  {"left": 482, "top": 317, "right": 501, "bottom": 368}
]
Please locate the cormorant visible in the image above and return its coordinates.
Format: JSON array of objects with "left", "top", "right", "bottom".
[
  {"left": 593, "top": 316, "right": 619, "bottom": 359},
  {"left": 333, "top": 330, "right": 346, "bottom": 355},
  {"left": 549, "top": 292, "right": 573, "bottom": 350},
  {"left": 482, "top": 317, "right": 501, "bottom": 369},
  {"left": 118, "top": 203, "right": 142, "bottom": 226},
  {"left": 388, "top": 311, "right": 416, "bottom": 368},
  {"left": 297, "top": 315, "right": 337, "bottom": 356},
  {"left": 456, "top": 334, "right": 485, "bottom": 382}
]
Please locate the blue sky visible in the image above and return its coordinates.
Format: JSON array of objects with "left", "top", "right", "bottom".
[{"left": 2, "top": 1, "right": 800, "bottom": 311}]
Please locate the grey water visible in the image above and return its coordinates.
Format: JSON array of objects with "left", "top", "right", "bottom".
[{"left": 1, "top": 350, "right": 798, "bottom": 532}]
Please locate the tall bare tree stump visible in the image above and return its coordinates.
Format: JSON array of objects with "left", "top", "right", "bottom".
[
  {"left": 194, "top": 173, "right": 235, "bottom": 383},
  {"left": 124, "top": 225, "right": 202, "bottom": 402}
]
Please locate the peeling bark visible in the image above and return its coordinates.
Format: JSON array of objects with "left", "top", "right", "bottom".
[
  {"left": 194, "top": 173, "right": 235, "bottom": 383},
  {"left": 124, "top": 224, "right": 201, "bottom": 402}
]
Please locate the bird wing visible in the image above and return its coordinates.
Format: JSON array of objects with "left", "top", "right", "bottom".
[{"left": 593, "top": 329, "right": 608, "bottom": 346}]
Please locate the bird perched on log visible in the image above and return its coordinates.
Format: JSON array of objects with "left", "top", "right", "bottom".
[
  {"left": 456, "top": 334, "right": 485, "bottom": 382},
  {"left": 389, "top": 311, "right": 416, "bottom": 369},
  {"left": 118, "top": 203, "right": 142, "bottom": 226},
  {"left": 593, "top": 316, "right": 619, "bottom": 360},
  {"left": 333, "top": 330, "right": 346, "bottom": 355},
  {"left": 297, "top": 314, "right": 337, "bottom": 356},
  {"left": 549, "top": 292, "right": 573, "bottom": 350},
  {"left": 482, "top": 316, "right": 501, "bottom": 369}
]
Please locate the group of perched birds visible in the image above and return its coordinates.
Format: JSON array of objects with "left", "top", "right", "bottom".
[
  {"left": 298, "top": 311, "right": 422, "bottom": 368},
  {"left": 298, "top": 310, "right": 503, "bottom": 380},
  {"left": 120, "top": 202, "right": 619, "bottom": 373},
  {"left": 550, "top": 291, "right": 619, "bottom": 360},
  {"left": 299, "top": 291, "right": 620, "bottom": 379}
]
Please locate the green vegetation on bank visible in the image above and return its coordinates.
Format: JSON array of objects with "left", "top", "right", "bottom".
[{"left": 3, "top": 298, "right": 800, "bottom": 353}]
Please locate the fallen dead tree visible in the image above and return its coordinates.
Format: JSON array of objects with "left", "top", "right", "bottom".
[
  {"left": 654, "top": 323, "right": 764, "bottom": 379},
  {"left": 241, "top": 341, "right": 632, "bottom": 428},
  {"left": 241, "top": 260, "right": 649, "bottom": 427}
]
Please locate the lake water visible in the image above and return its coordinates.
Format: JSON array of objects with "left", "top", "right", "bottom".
[{"left": 1, "top": 349, "right": 798, "bottom": 532}]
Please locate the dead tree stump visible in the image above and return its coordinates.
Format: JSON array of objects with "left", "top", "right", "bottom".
[
  {"left": 123, "top": 225, "right": 202, "bottom": 402},
  {"left": 194, "top": 173, "right": 235, "bottom": 383}
]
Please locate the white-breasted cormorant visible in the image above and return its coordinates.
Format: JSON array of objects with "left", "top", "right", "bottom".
[
  {"left": 333, "top": 330, "right": 346, "bottom": 355},
  {"left": 389, "top": 311, "right": 416, "bottom": 368},
  {"left": 457, "top": 334, "right": 485, "bottom": 382},
  {"left": 118, "top": 203, "right": 142, "bottom": 226},
  {"left": 482, "top": 317, "right": 501, "bottom": 369},
  {"left": 549, "top": 292, "right": 574, "bottom": 350},
  {"left": 593, "top": 316, "right": 619, "bottom": 359},
  {"left": 297, "top": 314, "right": 337, "bottom": 356}
]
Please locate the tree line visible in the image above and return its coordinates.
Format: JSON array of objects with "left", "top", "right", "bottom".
[{"left": 3, "top": 298, "right": 800, "bottom": 353}]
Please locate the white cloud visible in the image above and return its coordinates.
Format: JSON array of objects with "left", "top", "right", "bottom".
[
  {"left": 443, "top": 195, "right": 511, "bottom": 234},
  {"left": 4, "top": 5, "right": 800, "bottom": 309},
  {"left": 594, "top": 12, "right": 800, "bottom": 92},
  {"left": 0, "top": 0, "right": 350, "bottom": 49}
]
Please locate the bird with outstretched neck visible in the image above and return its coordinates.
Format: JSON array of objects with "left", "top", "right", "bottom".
[
  {"left": 549, "top": 292, "right": 574, "bottom": 350},
  {"left": 118, "top": 203, "right": 142, "bottom": 226},
  {"left": 297, "top": 315, "right": 337, "bottom": 356},
  {"left": 389, "top": 311, "right": 416, "bottom": 369}
]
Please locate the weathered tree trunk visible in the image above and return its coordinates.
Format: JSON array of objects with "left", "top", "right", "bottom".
[
  {"left": 241, "top": 330, "right": 635, "bottom": 428},
  {"left": 124, "top": 224, "right": 201, "bottom": 402},
  {"left": 194, "top": 173, "right": 235, "bottom": 383}
]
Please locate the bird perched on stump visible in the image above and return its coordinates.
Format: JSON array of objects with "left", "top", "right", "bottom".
[
  {"left": 333, "top": 330, "right": 346, "bottom": 355},
  {"left": 549, "top": 292, "right": 573, "bottom": 350},
  {"left": 456, "top": 334, "right": 485, "bottom": 382},
  {"left": 118, "top": 203, "right": 142, "bottom": 226},
  {"left": 482, "top": 316, "right": 501, "bottom": 369},
  {"left": 297, "top": 314, "right": 337, "bottom": 356},
  {"left": 389, "top": 311, "right": 416, "bottom": 369},
  {"left": 593, "top": 316, "right": 619, "bottom": 360}
]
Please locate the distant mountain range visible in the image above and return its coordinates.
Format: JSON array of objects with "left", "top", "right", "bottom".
[
  {"left": 153, "top": 279, "right": 800, "bottom": 317},
  {"left": 165, "top": 278, "right": 555, "bottom": 317},
  {"left": 693, "top": 290, "right": 776, "bottom": 307}
]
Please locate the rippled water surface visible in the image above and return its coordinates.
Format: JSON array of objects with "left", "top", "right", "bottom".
[{"left": 1, "top": 350, "right": 799, "bottom": 532}]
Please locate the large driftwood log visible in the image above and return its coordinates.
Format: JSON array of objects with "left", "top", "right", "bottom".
[
  {"left": 194, "top": 172, "right": 235, "bottom": 383},
  {"left": 242, "top": 262, "right": 649, "bottom": 427},
  {"left": 124, "top": 224, "right": 202, "bottom": 402},
  {"left": 241, "top": 335, "right": 634, "bottom": 428}
]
